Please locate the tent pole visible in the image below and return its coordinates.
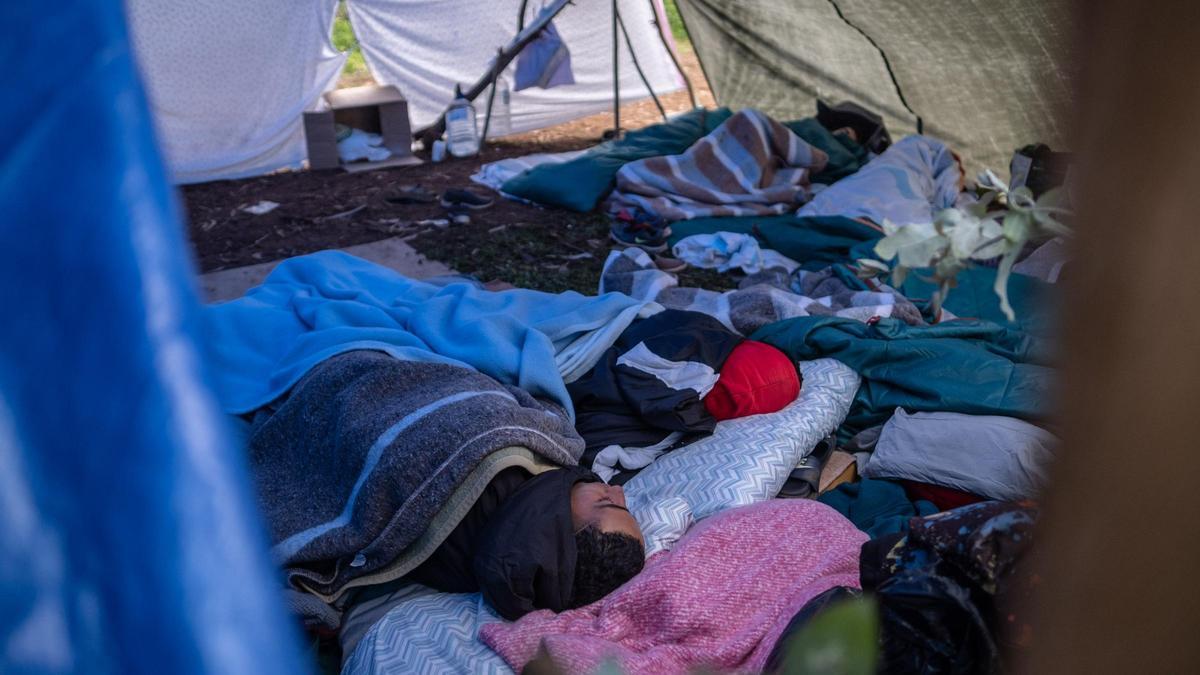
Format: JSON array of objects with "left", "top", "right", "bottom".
[
  {"left": 617, "top": 8, "right": 667, "bottom": 121},
  {"left": 611, "top": 0, "right": 621, "bottom": 139},
  {"left": 415, "top": 0, "right": 572, "bottom": 147},
  {"left": 647, "top": 0, "right": 697, "bottom": 109}
]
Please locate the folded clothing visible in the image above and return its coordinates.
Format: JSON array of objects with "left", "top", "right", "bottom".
[
  {"left": 480, "top": 499, "right": 866, "bottom": 675},
  {"left": 248, "top": 350, "right": 584, "bottom": 600},
  {"left": 862, "top": 408, "right": 1057, "bottom": 501},
  {"left": 608, "top": 109, "right": 829, "bottom": 221}
]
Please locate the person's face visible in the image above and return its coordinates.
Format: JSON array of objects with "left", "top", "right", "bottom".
[{"left": 570, "top": 481, "right": 644, "bottom": 545}]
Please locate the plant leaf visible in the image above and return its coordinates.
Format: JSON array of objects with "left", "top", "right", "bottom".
[{"left": 777, "top": 598, "right": 879, "bottom": 675}]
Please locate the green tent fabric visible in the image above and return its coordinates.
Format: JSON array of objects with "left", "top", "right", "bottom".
[
  {"left": 501, "top": 108, "right": 869, "bottom": 213},
  {"left": 752, "top": 316, "right": 1055, "bottom": 437},
  {"left": 674, "top": 0, "right": 1070, "bottom": 175},
  {"left": 667, "top": 214, "right": 882, "bottom": 269}
]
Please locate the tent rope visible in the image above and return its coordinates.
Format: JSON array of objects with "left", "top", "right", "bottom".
[{"left": 825, "top": 0, "right": 924, "bottom": 134}]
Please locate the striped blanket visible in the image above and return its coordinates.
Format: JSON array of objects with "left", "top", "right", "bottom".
[{"left": 608, "top": 109, "right": 829, "bottom": 221}]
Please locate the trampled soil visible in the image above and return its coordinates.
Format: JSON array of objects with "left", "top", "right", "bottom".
[{"left": 182, "top": 48, "right": 729, "bottom": 294}]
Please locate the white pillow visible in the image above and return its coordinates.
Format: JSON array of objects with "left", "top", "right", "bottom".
[
  {"left": 863, "top": 408, "right": 1056, "bottom": 501},
  {"left": 625, "top": 359, "right": 860, "bottom": 555}
]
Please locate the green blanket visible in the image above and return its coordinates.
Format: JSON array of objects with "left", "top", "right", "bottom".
[
  {"left": 502, "top": 108, "right": 867, "bottom": 213},
  {"left": 752, "top": 316, "right": 1055, "bottom": 437},
  {"left": 900, "top": 266, "right": 1059, "bottom": 337}
]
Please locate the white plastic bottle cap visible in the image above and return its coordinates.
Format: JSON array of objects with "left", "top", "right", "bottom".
[{"left": 432, "top": 139, "right": 447, "bottom": 162}]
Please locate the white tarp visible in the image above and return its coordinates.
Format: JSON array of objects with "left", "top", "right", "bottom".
[
  {"left": 125, "top": 1, "right": 682, "bottom": 185},
  {"left": 349, "top": 0, "right": 682, "bottom": 134},
  {"left": 126, "top": 1, "right": 346, "bottom": 184}
]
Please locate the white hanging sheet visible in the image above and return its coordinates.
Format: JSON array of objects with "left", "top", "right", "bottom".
[
  {"left": 348, "top": 0, "right": 683, "bottom": 135},
  {"left": 126, "top": 1, "right": 346, "bottom": 184}
]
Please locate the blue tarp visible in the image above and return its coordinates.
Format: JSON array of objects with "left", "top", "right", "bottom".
[{"left": 1, "top": 2, "right": 306, "bottom": 673}]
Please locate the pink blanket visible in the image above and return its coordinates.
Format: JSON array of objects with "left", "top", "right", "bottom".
[{"left": 480, "top": 500, "right": 866, "bottom": 674}]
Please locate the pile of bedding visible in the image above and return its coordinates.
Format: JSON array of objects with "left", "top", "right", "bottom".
[
  {"left": 205, "top": 106, "right": 1068, "bottom": 674},
  {"left": 606, "top": 109, "right": 830, "bottom": 221}
]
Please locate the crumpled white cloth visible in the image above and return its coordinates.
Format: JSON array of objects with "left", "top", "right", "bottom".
[
  {"left": 337, "top": 128, "right": 392, "bottom": 163},
  {"left": 797, "top": 135, "right": 964, "bottom": 226},
  {"left": 672, "top": 232, "right": 800, "bottom": 275},
  {"left": 470, "top": 149, "right": 587, "bottom": 193}
]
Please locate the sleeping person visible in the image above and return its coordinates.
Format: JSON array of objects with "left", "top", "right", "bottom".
[
  {"left": 244, "top": 347, "right": 646, "bottom": 626},
  {"left": 407, "top": 464, "right": 646, "bottom": 620}
]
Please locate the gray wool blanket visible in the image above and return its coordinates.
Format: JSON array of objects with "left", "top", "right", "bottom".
[{"left": 247, "top": 350, "right": 584, "bottom": 599}]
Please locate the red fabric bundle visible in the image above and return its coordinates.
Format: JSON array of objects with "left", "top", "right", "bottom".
[{"left": 704, "top": 340, "right": 800, "bottom": 421}]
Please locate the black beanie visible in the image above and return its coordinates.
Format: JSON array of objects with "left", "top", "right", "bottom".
[{"left": 472, "top": 466, "right": 600, "bottom": 621}]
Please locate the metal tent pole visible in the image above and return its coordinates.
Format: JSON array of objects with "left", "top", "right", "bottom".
[
  {"left": 647, "top": 0, "right": 697, "bottom": 109},
  {"left": 611, "top": 0, "right": 621, "bottom": 139},
  {"left": 617, "top": 8, "right": 666, "bottom": 120}
]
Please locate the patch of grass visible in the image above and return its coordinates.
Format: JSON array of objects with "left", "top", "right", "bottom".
[
  {"left": 664, "top": 0, "right": 690, "bottom": 47},
  {"left": 333, "top": 2, "right": 371, "bottom": 86}
]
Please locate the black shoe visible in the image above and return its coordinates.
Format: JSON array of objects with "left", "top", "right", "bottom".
[
  {"left": 440, "top": 188, "right": 495, "bottom": 210},
  {"left": 816, "top": 100, "right": 892, "bottom": 154}
]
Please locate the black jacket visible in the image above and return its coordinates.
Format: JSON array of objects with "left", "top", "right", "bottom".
[
  {"left": 407, "top": 466, "right": 601, "bottom": 621},
  {"left": 568, "top": 309, "right": 743, "bottom": 477}
]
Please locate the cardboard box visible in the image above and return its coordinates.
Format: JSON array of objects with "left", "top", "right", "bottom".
[{"left": 303, "top": 84, "right": 422, "bottom": 173}]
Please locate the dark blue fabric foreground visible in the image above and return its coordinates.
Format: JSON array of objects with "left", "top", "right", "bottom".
[{"left": 0, "top": 2, "right": 306, "bottom": 673}]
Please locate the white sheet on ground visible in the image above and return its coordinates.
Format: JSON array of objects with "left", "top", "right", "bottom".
[
  {"left": 470, "top": 149, "right": 588, "bottom": 194},
  {"left": 125, "top": 1, "right": 346, "bottom": 184}
]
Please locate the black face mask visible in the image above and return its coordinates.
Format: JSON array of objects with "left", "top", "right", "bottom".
[{"left": 472, "top": 466, "right": 600, "bottom": 621}]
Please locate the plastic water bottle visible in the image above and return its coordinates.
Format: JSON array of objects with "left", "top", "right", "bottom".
[
  {"left": 496, "top": 79, "right": 512, "bottom": 137},
  {"left": 445, "top": 84, "right": 480, "bottom": 158}
]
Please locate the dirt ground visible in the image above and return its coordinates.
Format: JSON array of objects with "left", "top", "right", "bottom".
[{"left": 183, "top": 48, "right": 726, "bottom": 294}]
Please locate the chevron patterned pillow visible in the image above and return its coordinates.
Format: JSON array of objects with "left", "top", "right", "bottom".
[{"left": 625, "top": 359, "right": 860, "bottom": 556}]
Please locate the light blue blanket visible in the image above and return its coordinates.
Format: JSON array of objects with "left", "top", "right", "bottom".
[{"left": 202, "top": 251, "right": 649, "bottom": 418}]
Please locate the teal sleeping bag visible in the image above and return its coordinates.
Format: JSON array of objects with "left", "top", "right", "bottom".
[
  {"left": 502, "top": 108, "right": 733, "bottom": 212},
  {"left": 752, "top": 316, "right": 1055, "bottom": 437},
  {"left": 501, "top": 108, "right": 868, "bottom": 213}
]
